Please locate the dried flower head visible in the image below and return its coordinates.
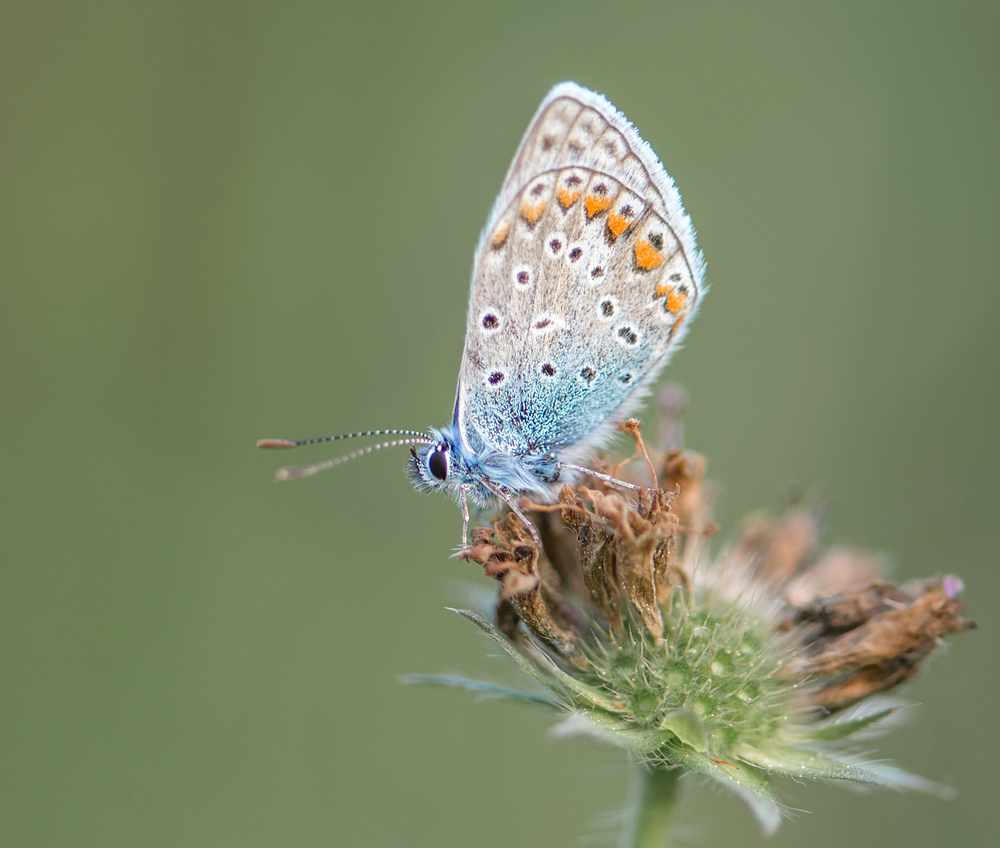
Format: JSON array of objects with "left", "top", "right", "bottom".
[{"left": 409, "top": 412, "right": 974, "bottom": 838}]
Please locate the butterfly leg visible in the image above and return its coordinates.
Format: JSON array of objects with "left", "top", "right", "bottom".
[
  {"left": 460, "top": 484, "right": 471, "bottom": 548},
  {"left": 507, "top": 499, "right": 541, "bottom": 545},
  {"left": 559, "top": 462, "right": 645, "bottom": 494},
  {"left": 487, "top": 483, "right": 541, "bottom": 545}
]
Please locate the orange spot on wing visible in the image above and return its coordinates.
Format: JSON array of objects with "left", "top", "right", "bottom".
[
  {"left": 607, "top": 211, "right": 631, "bottom": 238},
  {"left": 520, "top": 200, "right": 546, "bottom": 224},
  {"left": 557, "top": 187, "right": 580, "bottom": 209},
  {"left": 584, "top": 194, "right": 613, "bottom": 217},
  {"left": 670, "top": 315, "right": 685, "bottom": 336},
  {"left": 490, "top": 222, "right": 509, "bottom": 249},
  {"left": 667, "top": 288, "right": 688, "bottom": 313},
  {"left": 634, "top": 237, "right": 665, "bottom": 270}
]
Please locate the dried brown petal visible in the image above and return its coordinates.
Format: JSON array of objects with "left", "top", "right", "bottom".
[
  {"left": 535, "top": 508, "right": 587, "bottom": 597},
  {"left": 588, "top": 489, "right": 672, "bottom": 642},
  {"left": 462, "top": 516, "right": 578, "bottom": 658},
  {"left": 807, "top": 646, "right": 935, "bottom": 711},
  {"left": 661, "top": 450, "right": 706, "bottom": 532},
  {"left": 737, "top": 508, "right": 821, "bottom": 587},
  {"left": 561, "top": 486, "right": 623, "bottom": 631},
  {"left": 794, "top": 581, "right": 911, "bottom": 633},
  {"left": 789, "top": 580, "right": 974, "bottom": 679}
]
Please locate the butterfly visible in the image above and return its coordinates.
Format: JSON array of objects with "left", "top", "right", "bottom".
[{"left": 259, "top": 82, "right": 705, "bottom": 543}]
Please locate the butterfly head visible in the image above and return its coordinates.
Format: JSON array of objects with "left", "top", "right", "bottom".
[
  {"left": 407, "top": 426, "right": 506, "bottom": 511},
  {"left": 407, "top": 428, "right": 468, "bottom": 498},
  {"left": 408, "top": 422, "right": 574, "bottom": 514}
]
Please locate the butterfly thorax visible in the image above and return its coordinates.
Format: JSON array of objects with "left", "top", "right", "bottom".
[{"left": 408, "top": 424, "right": 562, "bottom": 508}]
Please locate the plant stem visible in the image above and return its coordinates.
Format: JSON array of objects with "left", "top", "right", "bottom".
[{"left": 619, "top": 764, "right": 682, "bottom": 848}]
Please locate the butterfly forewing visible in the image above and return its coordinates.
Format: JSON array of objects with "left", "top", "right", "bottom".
[{"left": 457, "top": 83, "right": 704, "bottom": 462}]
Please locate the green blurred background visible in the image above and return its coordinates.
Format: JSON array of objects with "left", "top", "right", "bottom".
[{"left": 2, "top": 2, "right": 996, "bottom": 845}]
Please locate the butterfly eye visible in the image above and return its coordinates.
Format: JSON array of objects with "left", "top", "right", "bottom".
[{"left": 428, "top": 446, "right": 449, "bottom": 481}]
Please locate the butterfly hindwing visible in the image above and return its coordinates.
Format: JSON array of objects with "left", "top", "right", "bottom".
[{"left": 457, "top": 83, "right": 705, "bottom": 463}]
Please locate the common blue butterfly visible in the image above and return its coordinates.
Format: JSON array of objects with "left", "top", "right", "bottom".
[{"left": 260, "top": 83, "right": 705, "bottom": 542}]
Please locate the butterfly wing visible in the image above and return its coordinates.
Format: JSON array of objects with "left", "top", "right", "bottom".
[{"left": 456, "top": 82, "right": 705, "bottom": 464}]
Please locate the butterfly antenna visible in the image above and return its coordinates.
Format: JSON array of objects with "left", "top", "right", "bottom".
[
  {"left": 264, "top": 437, "right": 434, "bottom": 481},
  {"left": 257, "top": 429, "right": 434, "bottom": 450}
]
